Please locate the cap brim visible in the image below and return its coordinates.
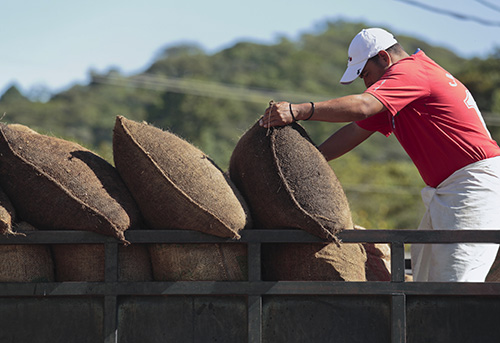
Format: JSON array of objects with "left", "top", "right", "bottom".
[{"left": 340, "top": 60, "right": 367, "bottom": 85}]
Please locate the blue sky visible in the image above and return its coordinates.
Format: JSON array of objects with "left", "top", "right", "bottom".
[{"left": 1, "top": 0, "right": 499, "bottom": 98}]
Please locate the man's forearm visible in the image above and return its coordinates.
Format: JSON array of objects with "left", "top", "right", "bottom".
[
  {"left": 294, "top": 94, "right": 385, "bottom": 122},
  {"left": 319, "top": 122, "right": 374, "bottom": 161}
]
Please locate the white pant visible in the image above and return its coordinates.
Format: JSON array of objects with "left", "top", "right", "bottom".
[{"left": 411, "top": 156, "right": 500, "bottom": 282}]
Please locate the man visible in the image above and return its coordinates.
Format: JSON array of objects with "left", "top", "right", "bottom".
[{"left": 260, "top": 28, "right": 500, "bottom": 282}]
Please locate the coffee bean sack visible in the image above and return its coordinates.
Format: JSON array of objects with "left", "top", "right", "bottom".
[
  {"left": 0, "top": 123, "right": 142, "bottom": 242},
  {"left": 363, "top": 242, "right": 392, "bottom": 281},
  {"left": 0, "top": 222, "right": 54, "bottom": 282},
  {"left": 51, "top": 244, "right": 105, "bottom": 281},
  {"left": 118, "top": 244, "right": 154, "bottom": 282},
  {"left": 262, "top": 242, "right": 367, "bottom": 281},
  {"left": 113, "top": 116, "right": 250, "bottom": 238},
  {"left": 354, "top": 225, "right": 391, "bottom": 281},
  {"left": 7, "top": 123, "right": 39, "bottom": 135},
  {"left": 0, "top": 186, "right": 15, "bottom": 235},
  {"left": 149, "top": 243, "right": 247, "bottom": 281},
  {"left": 229, "top": 121, "right": 353, "bottom": 240},
  {"left": 486, "top": 249, "right": 500, "bottom": 282},
  {"left": 51, "top": 243, "right": 153, "bottom": 282}
]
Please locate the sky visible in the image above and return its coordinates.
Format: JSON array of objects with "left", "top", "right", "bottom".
[{"left": 1, "top": 0, "right": 499, "bottom": 99}]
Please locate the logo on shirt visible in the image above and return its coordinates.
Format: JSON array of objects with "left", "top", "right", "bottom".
[
  {"left": 446, "top": 73, "right": 457, "bottom": 87},
  {"left": 374, "top": 79, "right": 387, "bottom": 91}
]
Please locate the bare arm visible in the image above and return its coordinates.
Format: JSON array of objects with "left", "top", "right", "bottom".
[
  {"left": 259, "top": 93, "right": 386, "bottom": 128},
  {"left": 319, "top": 122, "right": 375, "bottom": 161}
]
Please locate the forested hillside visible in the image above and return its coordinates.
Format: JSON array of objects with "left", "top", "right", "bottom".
[{"left": 1, "top": 20, "right": 499, "bottom": 230}]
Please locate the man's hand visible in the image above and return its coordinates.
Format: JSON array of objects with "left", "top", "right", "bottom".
[{"left": 259, "top": 101, "right": 294, "bottom": 128}]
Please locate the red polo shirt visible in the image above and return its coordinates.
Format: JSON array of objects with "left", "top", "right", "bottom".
[{"left": 356, "top": 50, "right": 500, "bottom": 187}]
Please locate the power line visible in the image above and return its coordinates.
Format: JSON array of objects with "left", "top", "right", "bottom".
[
  {"left": 92, "top": 73, "right": 327, "bottom": 104},
  {"left": 475, "top": 0, "right": 500, "bottom": 13},
  {"left": 396, "top": 0, "right": 500, "bottom": 26}
]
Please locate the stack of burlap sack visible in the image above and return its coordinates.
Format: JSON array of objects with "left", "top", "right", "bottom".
[{"left": 0, "top": 116, "right": 396, "bottom": 282}]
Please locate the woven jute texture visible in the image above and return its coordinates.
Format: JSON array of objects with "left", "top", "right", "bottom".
[
  {"left": 149, "top": 243, "right": 247, "bottom": 281},
  {"left": 113, "top": 116, "right": 250, "bottom": 238},
  {"left": 0, "top": 222, "right": 55, "bottom": 282},
  {"left": 51, "top": 243, "right": 153, "bottom": 282},
  {"left": 262, "top": 242, "right": 367, "bottom": 281},
  {"left": 0, "top": 123, "right": 142, "bottom": 242},
  {"left": 487, "top": 249, "right": 500, "bottom": 282},
  {"left": 0, "top": 186, "right": 15, "bottom": 235},
  {"left": 229, "top": 121, "right": 353, "bottom": 240},
  {"left": 354, "top": 225, "right": 391, "bottom": 281}
]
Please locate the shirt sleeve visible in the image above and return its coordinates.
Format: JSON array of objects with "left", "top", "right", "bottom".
[
  {"left": 356, "top": 111, "right": 393, "bottom": 137},
  {"left": 364, "top": 53, "right": 430, "bottom": 117}
]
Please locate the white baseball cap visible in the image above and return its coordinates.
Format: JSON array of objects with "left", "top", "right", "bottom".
[{"left": 340, "top": 28, "right": 398, "bottom": 85}]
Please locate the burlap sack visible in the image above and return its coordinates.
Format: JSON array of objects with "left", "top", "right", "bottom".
[
  {"left": 363, "top": 242, "right": 391, "bottom": 281},
  {"left": 0, "top": 123, "right": 142, "bottom": 242},
  {"left": 486, "top": 249, "right": 500, "bottom": 282},
  {"left": 0, "top": 222, "right": 54, "bottom": 282},
  {"left": 113, "top": 116, "right": 250, "bottom": 238},
  {"left": 149, "top": 243, "right": 247, "bottom": 281},
  {"left": 51, "top": 243, "right": 153, "bottom": 282},
  {"left": 229, "top": 121, "right": 353, "bottom": 240},
  {"left": 7, "top": 123, "right": 39, "bottom": 134},
  {"left": 354, "top": 225, "right": 391, "bottom": 281},
  {"left": 0, "top": 186, "right": 15, "bottom": 235},
  {"left": 118, "top": 244, "right": 154, "bottom": 281},
  {"left": 262, "top": 242, "right": 367, "bottom": 281}
]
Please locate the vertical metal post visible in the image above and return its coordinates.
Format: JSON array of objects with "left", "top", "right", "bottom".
[
  {"left": 391, "top": 241, "right": 406, "bottom": 343},
  {"left": 247, "top": 242, "right": 262, "bottom": 343},
  {"left": 104, "top": 242, "right": 118, "bottom": 343},
  {"left": 391, "top": 242, "right": 406, "bottom": 283},
  {"left": 391, "top": 294, "right": 406, "bottom": 343},
  {"left": 104, "top": 296, "right": 118, "bottom": 343},
  {"left": 105, "top": 242, "right": 119, "bottom": 283},
  {"left": 248, "top": 296, "right": 263, "bottom": 343},
  {"left": 248, "top": 242, "right": 261, "bottom": 282}
]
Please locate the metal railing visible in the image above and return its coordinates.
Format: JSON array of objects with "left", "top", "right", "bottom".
[{"left": 1, "top": 228, "right": 500, "bottom": 343}]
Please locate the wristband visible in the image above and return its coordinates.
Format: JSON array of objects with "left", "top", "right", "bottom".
[
  {"left": 289, "top": 102, "right": 297, "bottom": 122},
  {"left": 304, "top": 102, "right": 315, "bottom": 121}
]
